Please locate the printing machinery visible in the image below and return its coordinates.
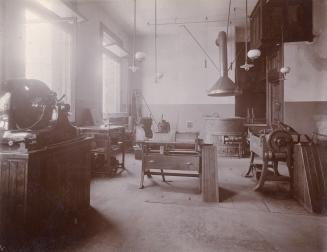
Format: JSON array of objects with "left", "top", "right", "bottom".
[
  {"left": 0, "top": 79, "right": 91, "bottom": 243},
  {"left": 245, "top": 122, "right": 301, "bottom": 191},
  {"left": 0, "top": 79, "right": 78, "bottom": 151}
]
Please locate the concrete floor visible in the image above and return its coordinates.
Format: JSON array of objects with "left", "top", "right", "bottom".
[{"left": 16, "top": 154, "right": 327, "bottom": 251}]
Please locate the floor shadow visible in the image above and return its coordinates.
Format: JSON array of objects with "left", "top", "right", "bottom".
[
  {"left": 4, "top": 207, "right": 119, "bottom": 252},
  {"left": 219, "top": 187, "right": 238, "bottom": 202}
]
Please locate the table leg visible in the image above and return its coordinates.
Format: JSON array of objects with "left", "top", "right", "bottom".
[
  {"left": 140, "top": 167, "right": 145, "bottom": 189},
  {"left": 245, "top": 151, "right": 255, "bottom": 177},
  {"left": 160, "top": 169, "right": 166, "bottom": 182},
  {"left": 121, "top": 141, "right": 125, "bottom": 169}
]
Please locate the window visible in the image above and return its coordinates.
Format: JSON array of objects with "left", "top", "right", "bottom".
[
  {"left": 24, "top": 9, "right": 74, "bottom": 115},
  {"left": 102, "top": 53, "right": 121, "bottom": 116},
  {"left": 101, "top": 24, "right": 128, "bottom": 118}
]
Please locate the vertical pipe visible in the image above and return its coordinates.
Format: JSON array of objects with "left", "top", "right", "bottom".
[{"left": 217, "top": 31, "right": 228, "bottom": 77}]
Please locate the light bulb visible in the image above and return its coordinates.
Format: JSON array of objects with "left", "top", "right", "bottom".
[
  {"left": 280, "top": 66, "right": 291, "bottom": 74},
  {"left": 247, "top": 49, "right": 261, "bottom": 60},
  {"left": 156, "top": 72, "right": 164, "bottom": 80},
  {"left": 240, "top": 63, "right": 254, "bottom": 71},
  {"left": 135, "top": 51, "right": 146, "bottom": 62}
]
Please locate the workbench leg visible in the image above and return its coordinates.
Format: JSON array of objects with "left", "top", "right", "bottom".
[
  {"left": 254, "top": 159, "right": 268, "bottom": 191},
  {"left": 146, "top": 171, "right": 152, "bottom": 178},
  {"left": 273, "top": 161, "right": 280, "bottom": 176},
  {"left": 199, "top": 172, "right": 202, "bottom": 193},
  {"left": 160, "top": 169, "right": 166, "bottom": 182},
  {"left": 245, "top": 151, "right": 255, "bottom": 177},
  {"left": 139, "top": 166, "right": 145, "bottom": 189},
  {"left": 121, "top": 142, "right": 125, "bottom": 169}
]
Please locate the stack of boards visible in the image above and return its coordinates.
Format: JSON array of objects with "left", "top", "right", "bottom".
[{"left": 293, "top": 141, "right": 327, "bottom": 213}]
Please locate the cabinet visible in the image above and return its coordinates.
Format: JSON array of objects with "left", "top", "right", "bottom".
[
  {"left": 0, "top": 137, "right": 92, "bottom": 243},
  {"left": 250, "top": 0, "right": 313, "bottom": 49},
  {"left": 235, "top": 42, "right": 266, "bottom": 122},
  {"left": 266, "top": 45, "right": 284, "bottom": 126}
]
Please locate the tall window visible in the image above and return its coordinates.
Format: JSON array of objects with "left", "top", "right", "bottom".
[
  {"left": 101, "top": 24, "right": 128, "bottom": 118},
  {"left": 24, "top": 9, "right": 72, "bottom": 106},
  {"left": 102, "top": 53, "right": 121, "bottom": 116}
]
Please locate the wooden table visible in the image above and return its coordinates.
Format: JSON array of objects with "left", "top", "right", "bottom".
[
  {"left": 138, "top": 140, "right": 201, "bottom": 189},
  {"left": 79, "top": 125, "right": 125, "bottom": 175}
]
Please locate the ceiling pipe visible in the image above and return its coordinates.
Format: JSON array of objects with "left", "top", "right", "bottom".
[{"left": 208, "top": 31, "right": 241, "bottom": 97}]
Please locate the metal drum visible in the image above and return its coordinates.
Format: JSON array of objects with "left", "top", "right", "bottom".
[
  {"left": 204, "top": 117, "right": 246, "bottom": 143},
  {"left": 204, "top": 117, "right": 246, "bottom": 157}
]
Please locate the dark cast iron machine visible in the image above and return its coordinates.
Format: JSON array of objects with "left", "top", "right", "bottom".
[
  {"left": 0, "top": 79, "right": 79, "bottom": 151},
  {"left": 245, "top": 122, "right": 303, "bottom": 191}
]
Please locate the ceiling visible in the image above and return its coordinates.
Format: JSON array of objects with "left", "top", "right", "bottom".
[{"left": 75, "top": 0, "right": 258, "bottom": 35}]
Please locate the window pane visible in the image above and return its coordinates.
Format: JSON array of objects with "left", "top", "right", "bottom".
[
  {"left": 103, "top": 53, "right": 121, "bottom": 117},
  {"left": 25, "top": 9, "right": 72, "bottom": 106}
]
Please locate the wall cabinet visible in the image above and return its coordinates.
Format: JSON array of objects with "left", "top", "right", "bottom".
[{"left": 250, "top": 0, "right": 313, "bottom": 49}]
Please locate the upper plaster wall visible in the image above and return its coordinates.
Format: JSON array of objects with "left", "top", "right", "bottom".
[
  {"left": 284, "top": 0, "right": 327, "bottom": 102},
  {"left": 137, "top": 25, "right": 237, "bottom": 106},
  {"left": 72, "top": 3, "right": 132, "bottom": 124}
]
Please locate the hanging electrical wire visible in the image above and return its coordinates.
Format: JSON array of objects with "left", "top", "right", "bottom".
[
  {"left": 181, "top": 25, "right": 219, "bottom": 72},
  {"left": 154, "top": 0, "right": 163, "bottom": 82},
  {"left": 132, "top": 0, "right": 136, "bottom": 68},
  {"left": 240, "top": 0, "right": 254, "bottom": 71},
  {"left": 130, "top": 0, "right": 137, "bottom": 72},
  {"left": 129, "top": 0, "right": 146, "bottom": 72}
]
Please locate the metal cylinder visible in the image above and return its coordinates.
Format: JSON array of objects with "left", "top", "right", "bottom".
[{"left": 216, "top": 31, "right": 228, "bottom": 77}]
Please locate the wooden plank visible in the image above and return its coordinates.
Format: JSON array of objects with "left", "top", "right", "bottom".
[
  {"left": 202, "top": 145, "right": 219, "bottom": 202},
  {"left": 293, "top": 143, "right": 326, "bottom": 213}
]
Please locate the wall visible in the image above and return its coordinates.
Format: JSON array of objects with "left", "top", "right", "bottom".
[
  {"left": 284, "top": 0, "right": 327, "bottom": 135},
  {"left": 137, "top": 25, "right": 237, "bottom": 136},
  {"left": 75, "top": 3, "right": 131, "bottom": 125}
]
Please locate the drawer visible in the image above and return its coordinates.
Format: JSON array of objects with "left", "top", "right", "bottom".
[
  {"left": 144, "top": 154, "right": 200, "bottom": 171},
  {"left": 110, "top": 128, "right": 124, "bottom": 137}
]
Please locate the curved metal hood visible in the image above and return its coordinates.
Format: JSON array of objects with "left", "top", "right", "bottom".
[{"left": 208, "top": 31, "right": 241, "bottom": 97}]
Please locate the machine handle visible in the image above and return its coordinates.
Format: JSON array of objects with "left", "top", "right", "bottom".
[
  {"left": 185, "top": 162, "right": 193, "bottom": 166},
  {"left": 148, "top": 160, "right": 155, "bottom": 163}
]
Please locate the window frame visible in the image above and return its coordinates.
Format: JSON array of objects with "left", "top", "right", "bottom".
[
  {"left": 24, "top": 2, "right": 78, "bottom": 121},
  {"left": 100, "top": 23, "right": 127, "bottom": 117}
]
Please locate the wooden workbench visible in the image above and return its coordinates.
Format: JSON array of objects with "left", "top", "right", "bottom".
[
  {"left": 137, "top": 140, "right": 202, "bottom": 189},
  {"left": 79, "top": 125, "right": 125, "bottom": 175}
]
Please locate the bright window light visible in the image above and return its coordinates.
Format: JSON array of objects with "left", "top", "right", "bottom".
[
  {"left": 25, "top": 9, "right": 43, "bottom": 22},
  {"left": 102, "top": 32, "right": 116, "bottom": 47},
  {"left": 105, "top": 44, "right": 128, "bottom": 58},
  {"left": 34, "top": 0, "right": 85, "bottom": 22}
]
